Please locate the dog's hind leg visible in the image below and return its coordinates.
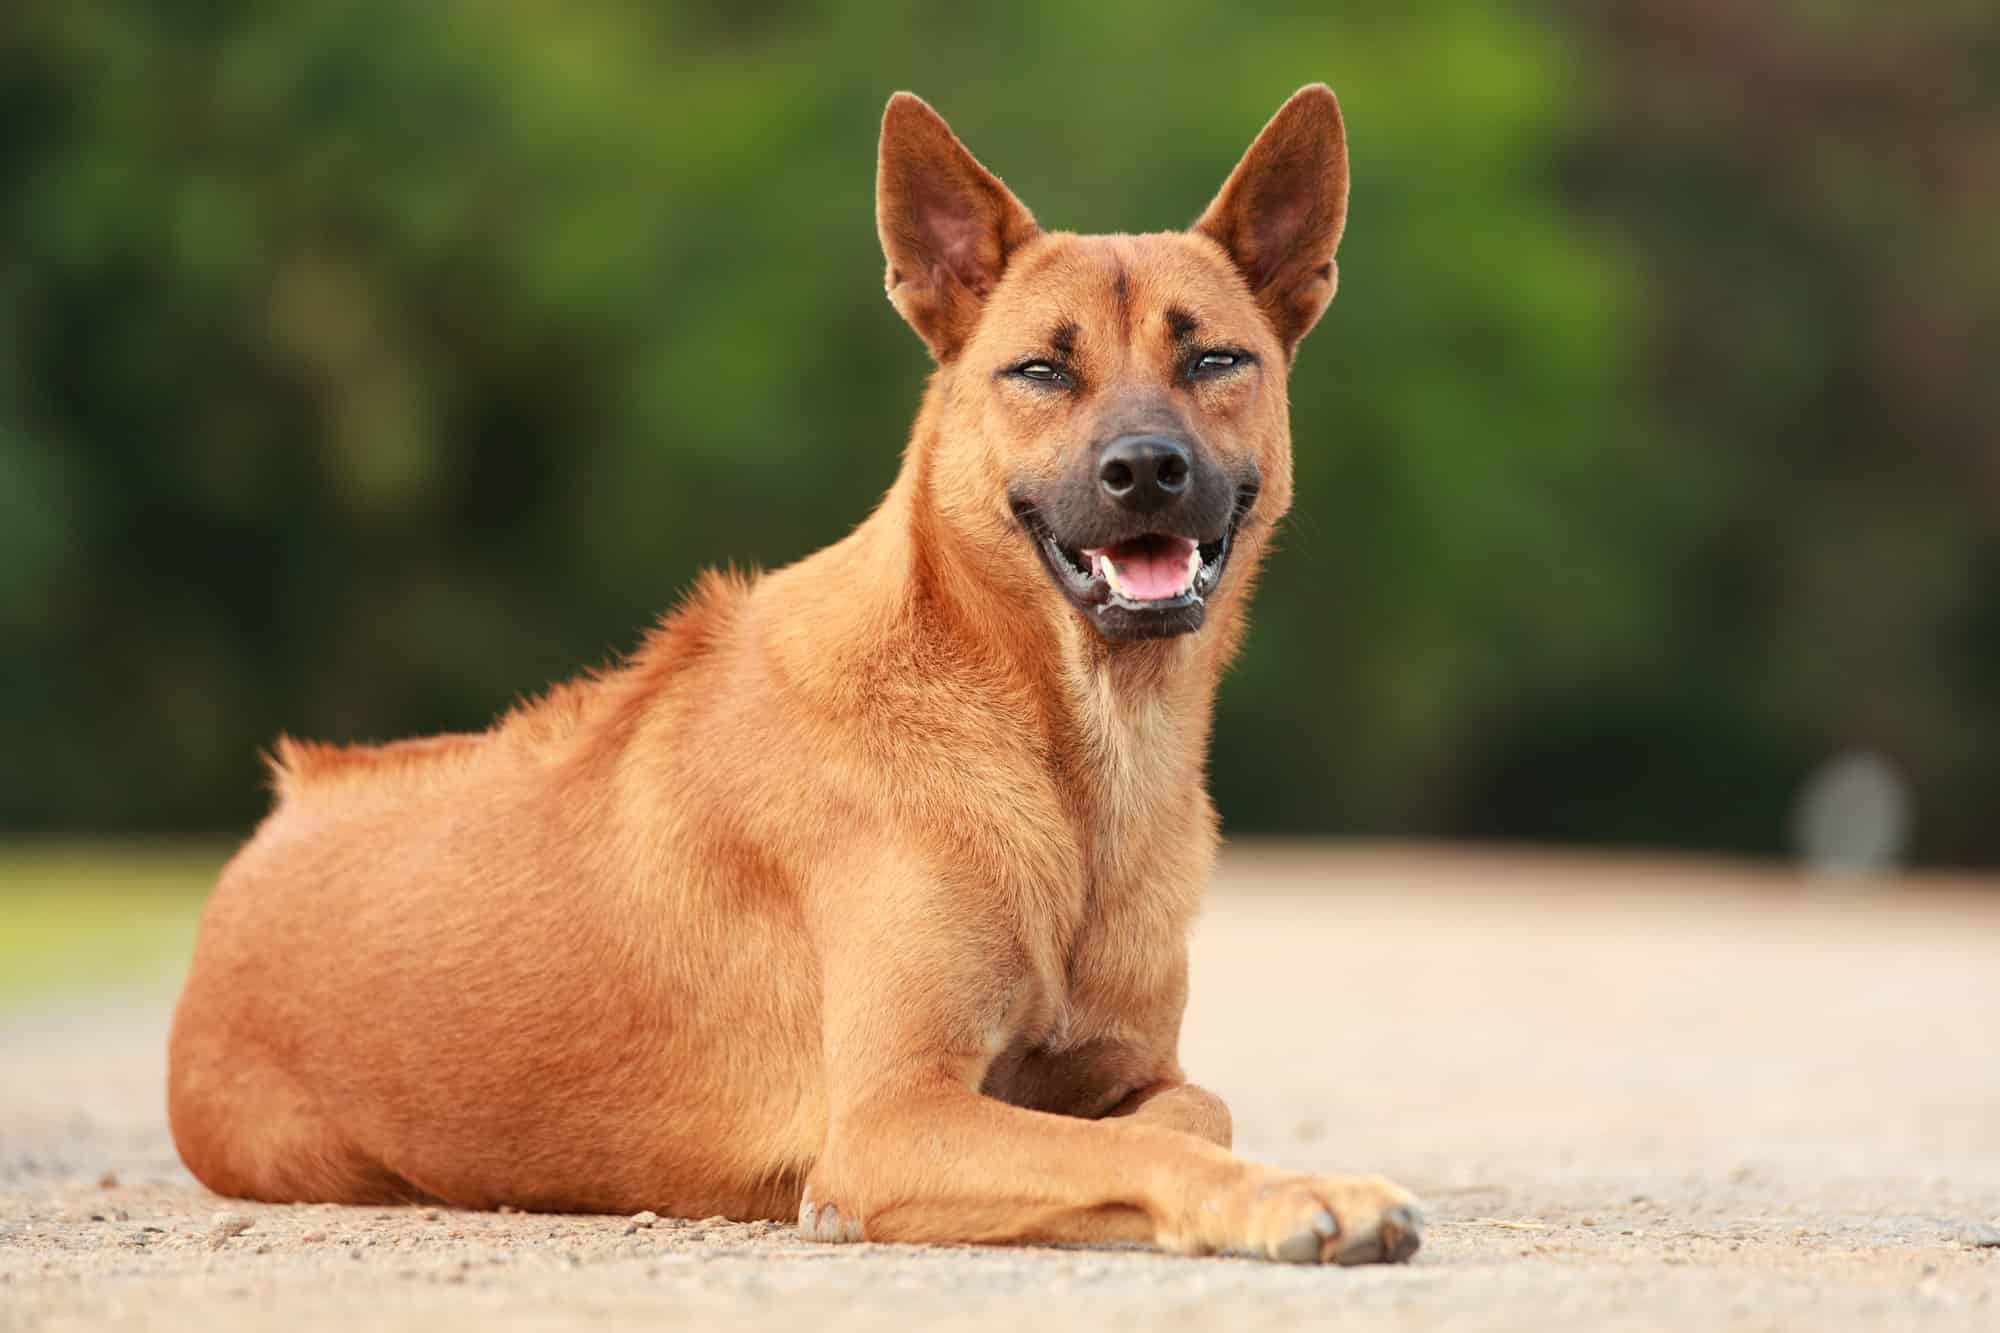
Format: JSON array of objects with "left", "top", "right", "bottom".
[
  {"left": 1104, "top": 1081, "right": 1234, "bottom": 1148},
  {"left": 168, "top": 1027, "right": 426, "bottom": 1205}
]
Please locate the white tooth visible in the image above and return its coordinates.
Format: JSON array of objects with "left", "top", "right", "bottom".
[
  {"left": 1184, "top": 546, "right": 1201, "bottom": 589},
  {"left": 1101, "top": 558, "right": 1126, "bottom": 597}
]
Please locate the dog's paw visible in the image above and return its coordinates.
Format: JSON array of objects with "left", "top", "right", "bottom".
[
  {"left": 797, "top": 1192, "right": 864, "bottom": 1243},
  {"left": 1200, "top": 1172, "right": 1423, "bottom": 1265}
]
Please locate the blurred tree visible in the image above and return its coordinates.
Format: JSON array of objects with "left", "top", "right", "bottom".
[
  {"left": 1453, "top": 0, "right": 2000, "bottom": 861},
  {"left": 0, "top": 0, "right": 1992, "bottom": 865}
]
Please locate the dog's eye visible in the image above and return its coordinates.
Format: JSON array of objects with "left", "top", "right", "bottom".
[
  {"left": 1014, "top": 361, "right": 1066, "bottom": 384},
  {"left": 1191, "top": 350, "right": 1249, "bottom": 378}
]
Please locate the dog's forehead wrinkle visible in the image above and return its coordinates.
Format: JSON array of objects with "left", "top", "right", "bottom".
[{"left": 987, "top": 236, "right": 1265, "bottom": 368}]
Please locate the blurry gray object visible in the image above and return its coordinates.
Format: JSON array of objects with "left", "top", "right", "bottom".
[{"left": 1790, "top": 750, "right": 1912, "bottom": 878}]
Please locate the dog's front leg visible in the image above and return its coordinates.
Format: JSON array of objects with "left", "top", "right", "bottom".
[
  {"left": 801, "top": 1071, "right": 1419, "bottom": 1263},
  {"left": 798, "top": 873, "right": 1421, "bottom": 1263}
]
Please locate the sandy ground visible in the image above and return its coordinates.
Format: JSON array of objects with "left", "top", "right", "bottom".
[{"left": 4, "top": 844, "right": 1998, "bottom": 1332}]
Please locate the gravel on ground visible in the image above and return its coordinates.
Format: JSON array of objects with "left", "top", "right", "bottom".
[{"left": 4, "top": 844, "right": 1997, "bottom": 1331}]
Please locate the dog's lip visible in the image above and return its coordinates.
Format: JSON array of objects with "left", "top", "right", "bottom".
[{"left": 1012, "top": 485, "right": 1255, "bottom": 623}]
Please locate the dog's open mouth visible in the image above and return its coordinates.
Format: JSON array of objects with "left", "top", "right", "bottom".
[
  {"left": 1047, "top": 531, "right": 1228, "bottom": 606},
  {"left": 1013, "top": 486, "right": 1254, "bottom": 642}
]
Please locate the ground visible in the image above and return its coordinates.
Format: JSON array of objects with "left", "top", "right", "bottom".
[{"left": 3, "top": 844, "right": 1997, "bottom": 1331}]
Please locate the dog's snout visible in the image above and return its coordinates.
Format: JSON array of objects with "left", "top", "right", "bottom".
[{"left": 1098, "top": 435, "right": 1193, "bottom": 514}]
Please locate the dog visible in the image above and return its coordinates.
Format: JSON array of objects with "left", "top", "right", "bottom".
[{"left": 167, "top": 85, "right": 1422, "bottom": 1266}]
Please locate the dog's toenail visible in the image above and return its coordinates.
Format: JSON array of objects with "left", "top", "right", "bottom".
[
  {"left": 1380, "top": 1203, "right": 1423, "bottom": 1262},
  {"left": 1312, "top": 1208, "right": 1339, "bottom": 1239}
]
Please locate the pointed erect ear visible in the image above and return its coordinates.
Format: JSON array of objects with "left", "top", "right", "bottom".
[
  {"left": 876, "top": 92, "right": 1040, "bottom": 360},
  {"left": 1194, "top": 85, "right": 1350, "bottom": 355}
]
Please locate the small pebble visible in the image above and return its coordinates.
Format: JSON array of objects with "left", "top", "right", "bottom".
[
  {"left": 98, "top": 1171, "right": 119, "bottom": 1189},
  {"left": 630, "top": 1210, "right": 659, "bottom": 1229},
  {"left": 421, "top": 1208, "right": 441, "bottom": 1221},
  {"left": 209, "top": 1212, "right": 252, "bottom": 1247},
  {"left": 299, "top": 1229, "right": 327, "bottom": 1244},
  {"left": 1969, "top": 1225, "right": 2000, "bottom": 1249}
]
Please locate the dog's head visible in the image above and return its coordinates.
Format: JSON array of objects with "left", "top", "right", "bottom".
[{"left": 878, "top": 86, "right": 1347, "bottom": 644}]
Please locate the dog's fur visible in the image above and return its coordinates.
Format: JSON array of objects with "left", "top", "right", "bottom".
[{"left": 167, "top": 86, "right": 1422, "bottom": 1264}]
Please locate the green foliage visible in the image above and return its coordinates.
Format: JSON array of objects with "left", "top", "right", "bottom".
[
  {"left": 0, "top": 841, "right": 217, "bottom": 1004},
  {"left": 1, "top": 1, "right": 1992, "bottom": 862}
]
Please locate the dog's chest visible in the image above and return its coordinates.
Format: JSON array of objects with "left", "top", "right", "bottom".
[
  {"left": 1067, "top": 670, "right": 1213, "bottom": 943},
  {"left": 973, "top": 656, "right": 1215, "bottom": 1112},
  {"left": 979, "top": 875, "right": 1195, "bottom": 1116},
  {"left": 979, "top": 800, "right": 1211, "bottom": 1114}
]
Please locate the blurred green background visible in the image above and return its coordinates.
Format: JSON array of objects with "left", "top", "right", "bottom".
[{"left": 3, "top": 0, "right": 1996, "bottom": 893}]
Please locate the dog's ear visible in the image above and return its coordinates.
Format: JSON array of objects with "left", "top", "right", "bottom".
[
  {"left": 877, "top": 92, "right": 1040, "bottom": 360},
  {"left": 1194, "top": 85, "right": 1349, "bottom": 355}
]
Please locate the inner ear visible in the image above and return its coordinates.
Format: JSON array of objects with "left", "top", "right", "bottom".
[
  {"left": 1194, "top": 85, "right": 1349, "bottom": 354},
  {"left": 877, "top": 93, "right": 1039, "bottom": 360},
  {"left": 917, "top": 199, "right": 1005, "bottom": 298}
]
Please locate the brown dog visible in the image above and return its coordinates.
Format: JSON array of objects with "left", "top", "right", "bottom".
[{"left": 167, "top": 85, "right": 1422, "bottom": 1265}]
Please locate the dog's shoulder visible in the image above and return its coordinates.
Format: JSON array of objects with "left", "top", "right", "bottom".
[
  {"left": 268, "top": 566, "right": 759, "bottom": 803},
  {"left": 497, "top": 563, "right": 760, "bottom": 761}
]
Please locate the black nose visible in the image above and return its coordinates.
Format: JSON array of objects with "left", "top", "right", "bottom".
[{"left": 1097, "top": 434, "right": 1193, "bottom": 513}]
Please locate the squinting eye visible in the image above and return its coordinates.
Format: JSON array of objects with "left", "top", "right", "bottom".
[
  {"left": 1189, "top": 348, "right": 1254, "bottom": 381},
  {"left": 1016, "top": 361, "right": 1063, "bottom": 383}
]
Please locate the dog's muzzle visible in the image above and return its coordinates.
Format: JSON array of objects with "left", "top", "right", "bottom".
[{"left": 1010, "top": 436, "right": 1258, "bottom": 643}]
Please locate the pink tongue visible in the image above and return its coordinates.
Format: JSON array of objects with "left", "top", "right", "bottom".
[{"left": 1090, "top": 537, "right": 1196, "bottom": 600}]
